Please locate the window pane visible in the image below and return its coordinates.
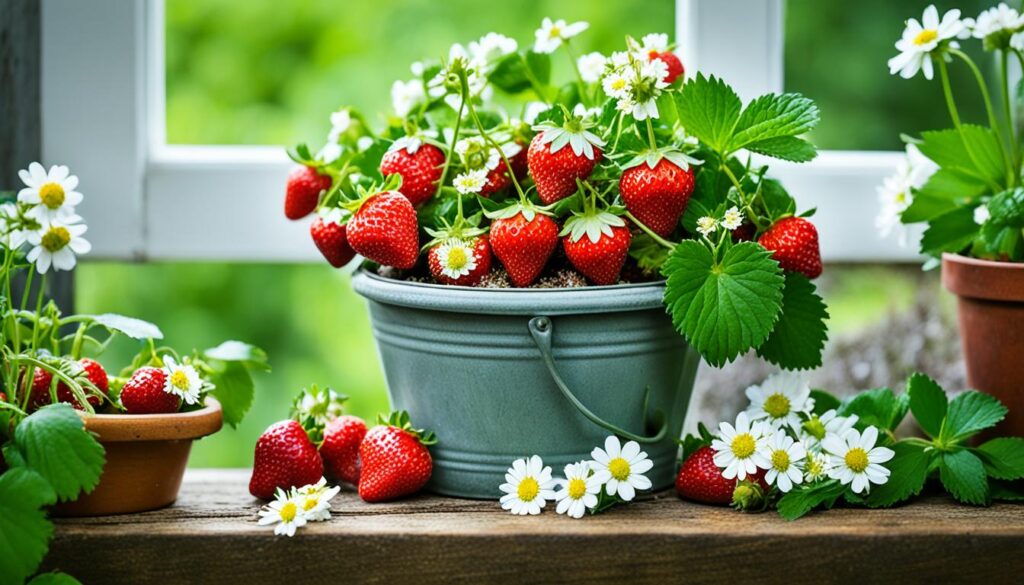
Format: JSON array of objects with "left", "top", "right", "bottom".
[
  {"left": 786, "top": 0, "right": 994, "bottom": 151},
  {"left": 165, "top": 0, "right": 673, "bottom": 145}
]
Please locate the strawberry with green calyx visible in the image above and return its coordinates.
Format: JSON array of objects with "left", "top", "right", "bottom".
[
  {"left": 249, "top": 419, "right": 325, "bottom": 500},
  {"left": 284, "top": 144, "right": 336, "bottom": 221},
  {"left": 343, "top": 176, "right": 420, "bottom": 270},
  {"left": 310, "top": 208, "right": 356, "bottom": 268},
  {"left": 321, "top": 415, "right": 368, "bottom": 485},
  {"left": 619, "top": 148, "right": 701, "bottom": 238},
  {"left": 527, "top": 107, "right": 606, "bottom": 204},
  {"left": 758, "top": 216, "right": 822, "bottom": 279},
  {"left": 120, "top": 366, "right": 181, "bottom": 414},
  {"left": 379, "top": 134, "right": 446, "bottom": 206},
  {"left": 560, "top": 184, "right": 632, "bottom": 285},
  {"left": 486, "top": 200, "right": 560, "bottom": 287},
  {"left": 290, "top": 384, "right": 349, "bottom": 436},
  {"left": 27, "top": 358, "right": 106, "bottom": 412},
  {"left": 358, "top": 411, "right": 436, "bottom": 502}
]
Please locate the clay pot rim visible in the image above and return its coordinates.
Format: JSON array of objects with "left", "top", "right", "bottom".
[
  {"left": 80, "top": 398, "right": 223, "bottom": 442},
  {"left": 942, "top": 253, "right": 1024, "bottom": 302}
]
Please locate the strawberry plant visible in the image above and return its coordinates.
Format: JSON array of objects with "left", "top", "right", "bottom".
[
  {"left": 1, "top": 166, "right": 269, "bottom": 583},
  {"left": 286, "top": 23, "right": 828, "bottom": 371}
]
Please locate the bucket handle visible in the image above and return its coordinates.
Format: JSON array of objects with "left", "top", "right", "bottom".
[{"left": 528, "top": 316, "right": 667, "bottom": 444}]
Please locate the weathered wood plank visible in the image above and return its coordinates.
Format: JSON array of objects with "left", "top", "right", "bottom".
[{"left": 42, "top": 469, "right": 1024, "bottom": 584}]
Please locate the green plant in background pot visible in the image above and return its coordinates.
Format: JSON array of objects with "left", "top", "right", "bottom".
[
  {"left": 283, "top": 19, "right": 829, "bottom": 497},
  {"left": 1, "top": 164, "right": 268, "bottom": 584},
  {"left": 879, "top": 3, "right": 1024, "bottom": 437}
]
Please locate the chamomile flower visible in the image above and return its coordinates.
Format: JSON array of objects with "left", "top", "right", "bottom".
[
  {"left": 696, "top": 216, "right": 718, "bottom": 237},
  {"left": 639, "top": 33, "right": 669, "bottom": 55},
  {"left": 744, "top": 372, "right": 814, "bottom": 432},
  {"left": 823, "top": 426, "right": 894, "bottom": 494},
  {"left": 554, "top": 461, "right": 602, "bottom": 519},
  {"left": 760, "top": 432, "right": 806, "bottom": 493},
  {"left": 590, "top": 436, "right": 653, "bottom": 502},
  {"left": 533, "top": 18, "right": 589, "bottom": 54},
  {"left": 433, "top": 238, "right": 479, "bottom": 279},
  {"left": 876, "top": 143, "right": 938, "bottom": 244},
  {"left": 293, "top": 479, "right": 341, "bottom": 522},
  {"left": 711, "top": 411, "right": 771, "bottom": 481},
  {"left": 801, "top": 409, "right": 858, "bottom": 450},
  {"left": 453, "top": 170, "right": 489, "bottom": 196},
  {"left": 162, "top": 355, "right": 203, "bottom": 405},
  {"left": 391, "top": 78, "right": 426, "bottom": 118},
  {"left": 802, "top": 449, "right": 832, "bottom": 483},
  {"left": 601, "top": 70, "right": 633, "bottom": 100},
  {"left": 721, "top": 207, "right": 744, "bottom": 231},
  {"left": 25, "top": 216, "right": 90, "bottom": 274},
  {"left": 971, "top": 3, "right": 1024, "bottom": 40},
  {"left": 577, "top": 52, "right": 607, "bottom": 83},
  {"left": 499, "top": 455, "right": 556, "bottom": 515},
  {"left": 888, "top": 5, "right": 968, "bottom": 80},
  {"left": 469, "top": 32, "right": 518, "bottom": 72},
  {"left": 257, "top": 488, "right": 308, "bottom": 537},
  {"left": 18, "top": 162, "right": 84, "bottom": 223},
  {"left": 974, "top": 204, "right": 990, "bottom": 225}
]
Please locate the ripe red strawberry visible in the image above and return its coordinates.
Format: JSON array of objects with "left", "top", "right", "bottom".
[
  {"left": 28, "top": 358, "right": 107, "bottom": 411},
  {"left": 120, "top": 367, "right": 181, "bottom": 414},
  {"left": 310, "top": 215, "right": 356, "bottom": 268},
  {"left": 731, "top": 222, "right": 756, "bottom": 243},
  {"left": 320, "top": 415, "right": 368, "bottom": 485},
  {"left": 527, "top": 133, "right": 602, "bottom": 205},
  {"left": 428, "top": 237, "right": 493, "bottom": 286},
  {"left": 346, "top": 191, "right": 420, "bottom": 269},
  {"left": 562, "top": 221, "right": 632, "bottom": 286},
  {"left": 489, "top": 210, "right": 559, "bottom": 287},
  {"left": 509, "top": 143, "right": 529, "bottom": 180},
  {"left": 676, "top": 446, "right": 735, "bottom": 504},
  {"left": 758, "top": 216, "right": 822, "bottom": 279},
  {"left": 619, "top": 158, "right": 695, "bottom": 237},
  {"left": 249, "top": 419, "right": 325, "bottom": 500},
  {"left": 358, "top": 412, "right": 435, "bottom": 503},
  {"left": 480, "top": 162, "right": 512, "bottom": 198},
  {"left": 649, "top": 50, "right": 684, "bottom": 84},
  {"left": 379, "top": 143, "right": 445, "bottom": 206},
  {"left": 284, "top": 166, "right": 332, "bottom": 220}
]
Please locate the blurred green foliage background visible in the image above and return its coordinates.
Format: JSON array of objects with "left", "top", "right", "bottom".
[{"left": 75, "top": 0, "right": 994, "bottom": 467}]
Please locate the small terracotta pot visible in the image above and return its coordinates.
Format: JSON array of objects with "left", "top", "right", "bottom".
[
  {"left": 942, "top": 253, "right": 1024, "bottom": 437},
  {"left": 52, "top": 399, "right": 223, "bottom": 516}
]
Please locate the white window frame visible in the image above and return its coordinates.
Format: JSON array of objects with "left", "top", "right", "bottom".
[{"left": 41, "top": 0, "right": 918, "bottom": 262}]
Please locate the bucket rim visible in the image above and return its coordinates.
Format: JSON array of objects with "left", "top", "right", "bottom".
[{"left": 351, "top": 268, "right": 668, "bottom": 315}]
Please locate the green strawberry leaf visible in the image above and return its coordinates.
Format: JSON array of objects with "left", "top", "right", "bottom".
[
  {"left": 838, "top": 387, "right": 907, "bottom": 433},
  {"left": 990, "top": 479, "right": 1024, "bottom": 501},
  {"left": 941, "top": 390, "right": 1007, "bottom": 444},
  {"left": 90, "top": 313, "right": 163, "bottom": 340},
  {"left": 206, "top": 360, "right": 255, "bottom": 428},
  {"left": 759, "top": 177, "right": 798, "bottom": 222},
  {"left": 203, "top": 341, "right": 270, "bottom": 372},
  {"left": 662, "top": 240, "right": 785, "bottom": 367},
  {"left": 906, "top": 372, "right": 948, "bottom": 439},
  {"left": 809, "top": 389, "right": 841, "bottom": 415},
  {"left": 727, "top": 92, "right": 819, "bottom": 157},
  {"left": 920, "top": 206, "right": 979, "bottom": 257},
  {"left": 28, "top": 572, "right": 83, "bottom": 585},
  {"left": 902, "top": 169, "right": 985, "bottom": 223},
  {"left": 0, "top": 468, "right": 57, "bottom": 584},
  {"left": 756, "top": 273, "right": 828, "bottom": 370},
  {"left": 917, "top": 126, "right": 1005, "bottom": 187},
  {"left": 864, "top": 441, "right": 932, "bottom": 508},
  {"left": 939, "top": 449, "right": 990, "bottom": 505},
  {"left": 744, "top": 136, "right": 817, "bottom": 162},
  {"left": 973, "top": 437, "right": 1024, "bottom": 480},
  {"left": 489, "top": 51, "right": 550, "bottom": 94},
  {"left": 776, "top": 479, "right": 845, "bottom": 521},
  {"left": 979, "top": 187, "right": 1024, "bottom": 257},
  {"left": 673, "top": 74, "right": 742, "bottom": 153},
  {"left": 13, "top": 404, "right": 105, "bottom": 501}
]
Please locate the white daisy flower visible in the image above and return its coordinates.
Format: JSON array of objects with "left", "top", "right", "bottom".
[
  {"left": 326, "top": 110, "right": 352, "bottom": 144},
  {"left": 25, "top": 216, "right": 90, "bottom": 274},
  {"left": 533, "top": 18, "right": 589, "bottom": 54},
  {"left": 823, "top": 426, "right": 895, "bottom": 494},
  {"left": 577, "top": 52, "right": 607, "bottom": 83},
  {"left": 554, "top": 461, "right": 602, "bottom": 519},
  {"left": 711, "top": 411, "right": 771, "bottom": 481},
  {"left": 162, "top": 355, "right": 203, "bottom": 405},
  {"left": 293, "top": 479, "right": 341, "bottom": 522},
  {"left": 696, "top": 216, "right": 718, "bottom": 237},
  {"left": 802, "top": 449, "right": 832, "bottom": 483},
  {"left": 974, "top": 204, "right": 990, "bottom": 225},
  {"left": 876, "top": 144, "right": 937, "bottom": 245},
  {"left": 721, "top": 207, "right": 744, "bottom": 231},
  {"left": 499, "top": 455, "right": 557, "bottom": 515},
  {"left": 391, "top": 78, "right": 426, "bottom": 118},
  {"left": 639, "top": 33, "right": 669, "bottom": 55},
  {"left": 18, "top": 162, "right": 84, "bottom": 223},
  {"left": 744, "top": 372, "right": 814, "bottom": 432},
  {"left": 469, "top": 32, "right": 518, "bottom": 72},
  {"left": 602, "top": 70, "right": 633, "bottom": 100},
  {"left": 971, "top": 3, "right": 1024, "bottom": 39},
  {"left": 760, "top": 432, "right": 806, "bottom": 493},
  {"left": 452, "top": 170, "right": 489, "bottom": 196},
  {"left": 888, "top": 5, "right": 967, "bottom": 80},
  {"left": 433, "top": 238, "right": 479, "bottom": 279},
  {"left": 801, "top": 409, "right": 859, "bottom": 450},
  {"left": 257, "top": 489, "right": 308, "bottom": 537},
  {"left": 590, "top": 436, "right": 653, "bottom": 502}
]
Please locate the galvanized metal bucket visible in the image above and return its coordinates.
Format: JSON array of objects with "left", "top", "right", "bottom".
[{"left": 352, "top": 270, "right": 700, "bottom": 499}]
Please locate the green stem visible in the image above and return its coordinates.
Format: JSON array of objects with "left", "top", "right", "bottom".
[
  {"left": 951, "top": 49, "right": 1014, "bottom": 187},
  {"left": 1001, "top": 49, "right": 1020, "bottom": 175},
  {"left": 563, "top": 41, "right": 589, "bottom": 107},
  {"left": 466, "top": 98, "right": 528, "bottom": 201},
  {"left": 644, "top": 118, "right": 658, "bottom": 151},
  {"left": 625, "top": 211, "right": 676, "bottom": 250},
  {"left": 938, "top": 57, "right": 1004, "bottom": 194},
  {"left": 70, "top": 322, "right": 89, "bottom": 360},
  {"left": 433, "top": 90, "right": 467, "bottom": 200}
]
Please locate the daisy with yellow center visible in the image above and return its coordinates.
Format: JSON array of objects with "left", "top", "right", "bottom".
[
  {"left": 25, "top": 216, "right": 91, "bottom": 274},
  {"left": 499, "top": 455, "right": 556, "bottom": 515},
  {"left": 257, "top": 488, "right": 308, "bottom": 537},
  {"left": 696, "top": 216, "right": 718, "bottom": 237},
  {"left": 162, "top": 355, "right": 203, "bottom": 405},
  {"left": 823, "top": 426, "right": 894, "bottom": 494},
  {"left": 802, "top": 449, "right": 832, "bottom": 483},
  {"left": 17, "top": 162, "right": 84, "bottom": 223},
  {"left": 590, "top": 435, "right": 653, "bottom": 502},
  {"left": 888, "top": 5, "right": 968, "bottom": 80},
  {"left": 711, "top": 411, "right": 770, "bottom": 481},
  {"left": 293, "top": 478, "right": 341, "bottom": 522},
  {"left": 434, "top": 238, "right": 479, "bottom": 280},
  {"left": 554, "top": 461, "right": 602, "bottom": 519},
  {"left": 744, "top": 372, "right": 814, "bottom": 432},
  {"left": 452, "top": 169, "right": 489, "bottom": 195},
  {"left": 721, "top": 207, "right": 744, "bottom": 231},
  {"left": 761, "top": 431, "right": 806, "bottom": 493},
  {"left": 533, "top": 18, "right": 588, "bottom": 54}
]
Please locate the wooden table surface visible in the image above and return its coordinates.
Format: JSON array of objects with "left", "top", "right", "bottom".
[{"left": 44, "top": 469, "right": 1024, "bottom": 584}]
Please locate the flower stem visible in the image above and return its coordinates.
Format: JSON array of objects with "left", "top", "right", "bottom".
[
  {"left": 644, "top": 118, "right": 658, "bottom": 151},
  {"left": 938, "top": 57, "right": 1004, "bottom": 194},
  {"left": 563, "top": 41, "right": 590, "bottom": 107},
  {"left": 951, "top": 48, "right": 1014, "bottom": 187},
  {"left": 1001, "top": 49, "right": 1020, "bottom": 176},
  {"left": 625, "top": 211, "right": 676, "bottom": 250},
  {"left": 465, "top": 98, "right": 528, "bottom": 201},
  {"left": 433, "top": 88, "right": 467, "bottom": 200}
]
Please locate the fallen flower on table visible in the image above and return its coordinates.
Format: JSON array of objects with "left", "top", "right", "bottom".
[{"left": 257, "top": 478, "right": 340, "bottom": 536}]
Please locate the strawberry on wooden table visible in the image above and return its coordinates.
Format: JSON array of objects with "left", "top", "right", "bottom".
[
  {"left": 320, "top": 415, "right": 368, "bottom": 485},
  {"left": 561, "top": 209, "right": 632, "bottom": 286},
  {"left": 527, "top": 114, "right": 605, "bottom": 205},
  {"left": 676, "top": 445, "right": 769, "bottom": 507},
  {"left": 379, "top": 136, "right": 446, "bottom": 206},
  {"left": 346, "top": 190, "right": 420, "bottom": 269},
  {"left": 758, "top": 216, "right": 823, "bottom": 279},
  {"left": 250, "top": 419, "right": 325, "bottom": 500},
  {"left": 619, "top": 153, "right": 696, "bottom": 237},
  {"left": 310, "top": 210, "right": 356, "bottom": 268},
  {"left": 358, "top": 411, "right": 436, "bottom": 503},
  {"left": 488, "top": 203, "right": 559, "bottom": 287},
  {"left": 284, "top": 165, "right": 332, "bottom": 220}
]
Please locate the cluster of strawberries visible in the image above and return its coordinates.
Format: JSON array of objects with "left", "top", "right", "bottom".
[{"left": 249, "top": 387, "right": 435, "bottom": 503}]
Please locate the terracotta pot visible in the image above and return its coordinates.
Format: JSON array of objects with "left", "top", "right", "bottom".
[
  {"left": 942, "top": 253, "right": 1024, "bottom": 437},
  {"left": 52, "top": 399, "right": 223, "bottom": 516}
]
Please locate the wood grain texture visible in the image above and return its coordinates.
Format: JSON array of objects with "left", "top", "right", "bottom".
[{"left": 43, "top": 469, "right": 1024, "bottom": 584}]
